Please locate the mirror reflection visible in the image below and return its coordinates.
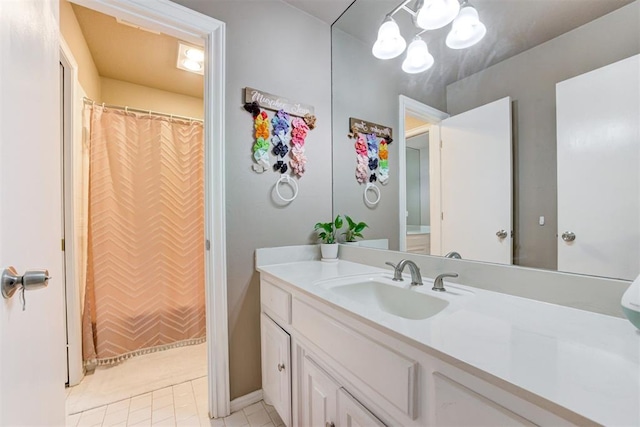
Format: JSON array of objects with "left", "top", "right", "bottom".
[{"left": 331, "top": 0, "right": 639, "bottom": 280}]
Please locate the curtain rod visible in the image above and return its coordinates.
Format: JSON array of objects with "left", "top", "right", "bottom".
[{"left": 83, "top": 97, "right": 203, "bottom": 123}]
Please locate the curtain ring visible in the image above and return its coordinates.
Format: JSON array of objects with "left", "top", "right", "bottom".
[
  {"left": 275, "top": 174, "right": 298, "bottom": 202},
  {"left": 364, "top": 182, "right": 381, "bottom": 206}
]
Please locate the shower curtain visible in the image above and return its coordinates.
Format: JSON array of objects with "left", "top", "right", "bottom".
[{"left": 82, "top": 103, "right": 205, "bottom": 366}]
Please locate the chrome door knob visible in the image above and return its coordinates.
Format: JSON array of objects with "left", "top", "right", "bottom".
[
  {"left": 496, "top": 230, "right": 508, "bottom": 239},
  {"left": 562, "top": 231, "right": 576, "bottom": 242}
]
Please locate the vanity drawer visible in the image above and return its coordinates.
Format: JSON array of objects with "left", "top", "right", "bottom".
[
  {"left": 261, "top": 278, "right": 292, "bottom": 325},
  {"left": 292, "top": 298, "right": 418, "bottom": 420}
]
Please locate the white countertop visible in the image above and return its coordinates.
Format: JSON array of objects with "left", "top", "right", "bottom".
[{"left": 257, "top": 260, "right": 640, "bottom": 426}]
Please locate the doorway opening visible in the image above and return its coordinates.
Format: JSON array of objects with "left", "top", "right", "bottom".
[
  {"left": 398, "top": 95, "right": 448, "bottom": 254},
  {"left": 60, "top": 0, "right": 228, "bottom": 420}
]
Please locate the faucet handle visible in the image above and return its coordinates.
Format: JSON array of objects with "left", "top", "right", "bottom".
[
  {"left": 432, "top": 272, "right": 458, "bottom": 292},
  {"left": 384, "top": 262, "right": 403, "bottom": 281}
]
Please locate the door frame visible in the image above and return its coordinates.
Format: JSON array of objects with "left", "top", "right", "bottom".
[
  {"left": 398, "top": 95, "right": 448, "bottom": 253},
  {"left": 60, "top": 37, "right": 84, "bottom": 387},
  {"left": 63, "top": 0, "right": 230, "bottom": 418}
]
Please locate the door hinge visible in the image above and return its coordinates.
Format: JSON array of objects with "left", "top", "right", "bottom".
[
  {"left": 206, "top": 239, "right": 211, "bottom": 251},
  {"left": 61, "top": 238, "right": 65, "bottom": 251},
  {"left": 441, "top": 212, "right": 444, "bottom": 220},
  {"left": 440, "top": 139, "right": 443, "bottom": 149}
]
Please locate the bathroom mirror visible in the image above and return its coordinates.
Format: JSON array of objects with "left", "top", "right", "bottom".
[{"left": 331, "top": 0, "right": 639, "bottom": 280}]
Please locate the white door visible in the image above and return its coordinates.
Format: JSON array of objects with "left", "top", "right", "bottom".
[
  {"left": 557, "top": 55, "right": 640, "bottom": 280},
  {"left": 301, "top": 356, "right": 339, "bottom": 427},
  {"left": 261, "top": 313, "right": 291, "bottom": 427},
  {"left": 440, "top": 97, "right": 513, "bottom": 264},
  {"left": 0, "top": 0, "right": 66, "bottom": 425}
]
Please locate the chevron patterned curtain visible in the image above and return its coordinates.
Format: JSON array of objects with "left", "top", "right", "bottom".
[{"left": 82, "top": 104, "right": 205, "bottom": 366}]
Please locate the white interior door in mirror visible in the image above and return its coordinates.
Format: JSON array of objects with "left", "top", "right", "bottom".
[
  {"left": 557, "top": 55, "right": 640, "bottom": 280},
  {"left": 440, "top": 97, "right": 513, "bottom": 264}
]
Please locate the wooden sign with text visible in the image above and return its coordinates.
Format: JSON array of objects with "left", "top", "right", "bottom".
[
  {"left": 244, "top": 87, "right": 314, "bottom": 117},
  {"left": 349, "top": 117, "right": 393, "bottom": 139}
]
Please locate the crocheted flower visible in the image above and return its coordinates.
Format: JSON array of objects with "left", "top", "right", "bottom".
[
  {"left": 290, "top": 145, "right": 307, "bottom": 177},
  {"left": 272, "top": 141, "right": 289, "bottom": 157},
  {"left": 355, "top": 155, "right": 368, "bottom": 184},
  {"left": 379, "top": 159, "right": 388, "bottom": 169},
  {"left": 355, "top": 135, "right": 367, "bottom": 156},
  {"left": 368, "top": 158, "right": 378, "bottom": 170},
  {"left": 255, "top": 121, "right": 269, "bottom": 139},
  {"left": 243, "top": 101, "right": 260, "bottom": 118},
  {"left": 303, "top": 114, "right": 316, "bottom": 130},
  {"left": 253, "top": 137, "right": 269, "bottom": 152},
  {"left": 379, "top": 141, "right": 388, "bottom": 159},
  {"left": 369, "top": 173, "right": 377, "bottom": 183},
  {"left": 273, "top": 160, "right": 288, "bottom": 173},
  {"left": 291, "top": 118, "right": 309, "bottom": 141},
  {"left": 366, "top": 133, "right": 378, "bottom": 150},
  {"left": 272, "top": 112, "right": 290, "bottom": 135}
]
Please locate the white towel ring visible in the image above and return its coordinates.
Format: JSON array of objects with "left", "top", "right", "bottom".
[
  {"left": 364, "top": 182, "right": 381, "bottom": 206},
  {"left": 275, "top": 174, "right": 299, "bottom": 202}
]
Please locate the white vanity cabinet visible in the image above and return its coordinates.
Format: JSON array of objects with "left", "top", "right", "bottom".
[
  {"left": 261, "top": 313, "right": 291, "bottom": 426},
  {"left": 260, "top": 273, "right": 581, "bottom": 427},
  {"left": 301, "top": 354, "right": 385, "bottom": 427}
]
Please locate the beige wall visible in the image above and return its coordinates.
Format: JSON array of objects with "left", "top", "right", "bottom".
[
  {"left": 170, "top": 0, "right": 333, "bottom": 399},
  {"left": 100, "top": 78, "right": 203, "bottom": 119},
  {"left": 60, "top": 0, "right": 101, "bottom": 100}
]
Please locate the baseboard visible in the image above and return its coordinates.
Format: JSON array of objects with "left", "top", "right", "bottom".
[{"left": 230, "top": 389, "right": 263, "bottom": 413}]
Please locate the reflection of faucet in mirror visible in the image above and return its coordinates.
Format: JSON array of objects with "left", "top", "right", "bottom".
[
  {"left": 385, "top": 260, "right": 423, "bottom": 286},
  {"left": 432, "top": 273, "right": 459, "bottom": 292},
  {"left": 445, "top": 251, "right": 462, "bottom": 259}
]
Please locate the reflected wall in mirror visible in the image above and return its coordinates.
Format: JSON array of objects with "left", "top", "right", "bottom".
[{"left": 331, "top": 0, "right": 640, "bottom": 280}]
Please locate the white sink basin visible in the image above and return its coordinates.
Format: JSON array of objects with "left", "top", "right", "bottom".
[{"left": 319, "top": 276, "right": 449, "bottom": 320}]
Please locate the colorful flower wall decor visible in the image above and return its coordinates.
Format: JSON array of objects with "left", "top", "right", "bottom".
[
  {"left": 243, "top": 88, "right": 317, "bottom": 178},
  {"left": 348, "top": 117, "right": 393, "bottom": 186}
]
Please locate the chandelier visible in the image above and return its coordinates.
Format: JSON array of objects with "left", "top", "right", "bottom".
[{"left": 372, "top": 0, "right": 487, "bottom": 73}]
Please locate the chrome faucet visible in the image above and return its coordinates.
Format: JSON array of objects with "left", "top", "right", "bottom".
[
  {"left": 445, "top": 251, "right": 462, "bottom": 259},
  {"left": 432, "top": 272, "right": 458, "bottom": 292},
  {"left": 385, "top": 260, "right": 423, "bottom": 286}
]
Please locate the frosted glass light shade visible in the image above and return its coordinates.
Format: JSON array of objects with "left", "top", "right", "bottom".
[
  {"left": 416, "top": 0, "right": 460, "bottom": 30},
  {"left": 446, "top": 5, "right": 486, "bottom": 49},
  {"left": 372, "top": 17, "right": 406, "bottom": 59},
  {"left": 185, "top": 48, "right": 204, "bottom": 62},
  {"left": 402, "top": 37, "right": 434, "bottom": 74}
]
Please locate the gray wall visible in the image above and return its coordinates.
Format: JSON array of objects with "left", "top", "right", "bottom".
[
  {"left": 446, "top": 2, "right": 640, "bottom": 270},
  {"left": 171, "top": 0, "right": 332, "bottom": 399},
  {"left": 332, "top": 29, "right": 401, "bottom": 249},
  {"left": 406, "top": 147, "right": 421, "bottom": 225}
]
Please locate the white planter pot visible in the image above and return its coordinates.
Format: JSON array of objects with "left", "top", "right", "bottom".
[{"left": 320, "top": 243, "right": 339, "bottom": 260}]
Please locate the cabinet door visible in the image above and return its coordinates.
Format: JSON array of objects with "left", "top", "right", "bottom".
[
  {"left": 301, "top": 356, "right": 339, "bottom": 427},
  {"left": 337, "top": 388, "right": 385, "bottom": 427},
  {"left": 433, "top": 373, "right": 535, "bottom": 426},
  {"left": 261, "top": 313, "right": 291, "bottom": 426}
]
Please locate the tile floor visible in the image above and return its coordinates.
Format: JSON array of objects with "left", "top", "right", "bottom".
[
  {"left": 66, "top": 376, "right": 285, "bottom": 427},
  {"left": 67, "top": 343, "right": 207, "bottom": 414}
]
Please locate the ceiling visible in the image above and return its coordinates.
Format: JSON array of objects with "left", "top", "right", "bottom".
[
  {"left": 72, "top": 0, "right": 634, "bottom": 99},
  {"left": 333, "top": 0, "right": 635, "bottom": 88},
  {"left": 71, "top": 3, "right": 203, "bottom": 98},
  {"left": 283, "top": 0, "right": 356, "bottom": 24}
]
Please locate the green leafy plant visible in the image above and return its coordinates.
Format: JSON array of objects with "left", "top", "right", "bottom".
[
  {"left": 314, "top": 215, "right": 343, "bottom": 244},
  {"left": 342, "top": 215, "right": 368, "bottom": 242}
]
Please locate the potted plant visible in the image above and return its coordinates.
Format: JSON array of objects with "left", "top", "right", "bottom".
[
  {"left": 314, "top": 215, "right": 343, "bottom": 260},
  {"left": 342, "top": 215, "right": 368, "bottom": 244}
]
